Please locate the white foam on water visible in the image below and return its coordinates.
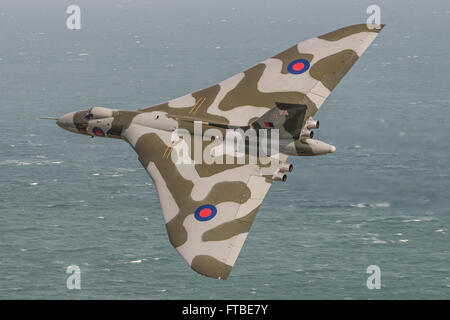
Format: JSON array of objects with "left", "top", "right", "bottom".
[
  {"left": 351, "top": 203, "right": 366, "bottom": 208},
  {"left": 110, "top": 173, "right": 123, "bottom": 177},
  {"left": 374, "top": 202, "right": 390, "bottom": 208},
  {"left": 372, "top": 238, "right": 387, "bottom": 244},
  {"left": 130, "top": 259, "right": 142, "bottom": 264},
  {"left": 362, "top": 233, "right": 387, "bottom": 244},
  {"left": 351, "top": 202, "right": 390, "bottom": 208},
  {"left": 2, "top": 159, "right": 64, "bottom": 166},
  {"left": 402, "top": 219, "right": 422, "bottom": 222}
]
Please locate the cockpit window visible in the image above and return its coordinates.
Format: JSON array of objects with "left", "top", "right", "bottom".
[{"left": 85, "top": 112, "right": 94, "bottom": 120}]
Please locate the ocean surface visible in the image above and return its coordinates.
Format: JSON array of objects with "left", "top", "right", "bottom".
[{"left": 0, "top": 0, "right": 449, "bottom": 299}]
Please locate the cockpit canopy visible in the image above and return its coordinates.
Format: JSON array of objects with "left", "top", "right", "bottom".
[{"left": 85, "top": 106, "right": 114, "bottom": 120}]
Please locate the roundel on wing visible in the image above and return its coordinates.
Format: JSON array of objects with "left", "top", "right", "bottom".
[
  {"left": 93, "top": 127, "right": 105, "bottom": 137},
  {"left": 194, "top": 204, "right": 217, "bottom": 222},
  {"left": 287, "top": 59, "right": 310, "bottom": 74}
]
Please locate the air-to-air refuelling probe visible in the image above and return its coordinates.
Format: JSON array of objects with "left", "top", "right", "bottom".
[{"left": 44, "top": 24, "right": 384, "bottom": 279}]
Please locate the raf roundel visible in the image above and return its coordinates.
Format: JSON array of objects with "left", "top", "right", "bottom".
[
  {"left": 93, "top": 127, "right": 105, "bottom": 137},
  {"left": 287, "top": 59, "right": 310, "bottom": 75},
  {"left": 194, "top": 204, "right": 217, "bottom": 222}
]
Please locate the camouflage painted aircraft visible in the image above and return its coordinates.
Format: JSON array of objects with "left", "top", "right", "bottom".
[{"left": 45, "top": 24, "right": 384, "bottom": 279}]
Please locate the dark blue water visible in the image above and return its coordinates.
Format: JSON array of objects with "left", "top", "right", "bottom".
[{"left": 0, "top": 0, "right": 449, "bottom": 299}]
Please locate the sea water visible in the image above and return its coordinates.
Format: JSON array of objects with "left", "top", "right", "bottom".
[{"left": 0, "top": 0, "right": 449, "bottom": 299}]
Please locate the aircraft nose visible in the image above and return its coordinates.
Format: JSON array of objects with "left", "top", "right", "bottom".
[{"left": 56, "top": 112, "right": 75, "bottom": 130}]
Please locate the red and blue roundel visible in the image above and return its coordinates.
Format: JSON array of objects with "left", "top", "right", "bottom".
[
  {"left": 93, "top": 127, "right": 105, "bottom": 137},
  {"left": 194, "top": 204, "right": 217, "bottom": 222},
  {"left": 287, "top": 59, "right": 310, "bottom": 74}
]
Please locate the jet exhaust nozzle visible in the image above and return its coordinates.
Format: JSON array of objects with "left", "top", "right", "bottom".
[
  {"left": 279, "top": 161, "right": 293, "bottom": 173},
  {"left": 272, "top": 171, "right": 287, "bottom": 182}
]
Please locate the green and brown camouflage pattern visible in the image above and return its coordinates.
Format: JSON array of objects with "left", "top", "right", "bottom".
[{"left": 54, "top": 24, "right": 384, "bottom": 279}]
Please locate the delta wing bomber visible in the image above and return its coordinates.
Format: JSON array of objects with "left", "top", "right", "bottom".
[{"left": 44, "top": 24, "right": 384, "bottom": 279}]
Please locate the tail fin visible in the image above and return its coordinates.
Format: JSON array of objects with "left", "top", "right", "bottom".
[{"left": 251, "top": 102, "right": 307, "bottom": 139}]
